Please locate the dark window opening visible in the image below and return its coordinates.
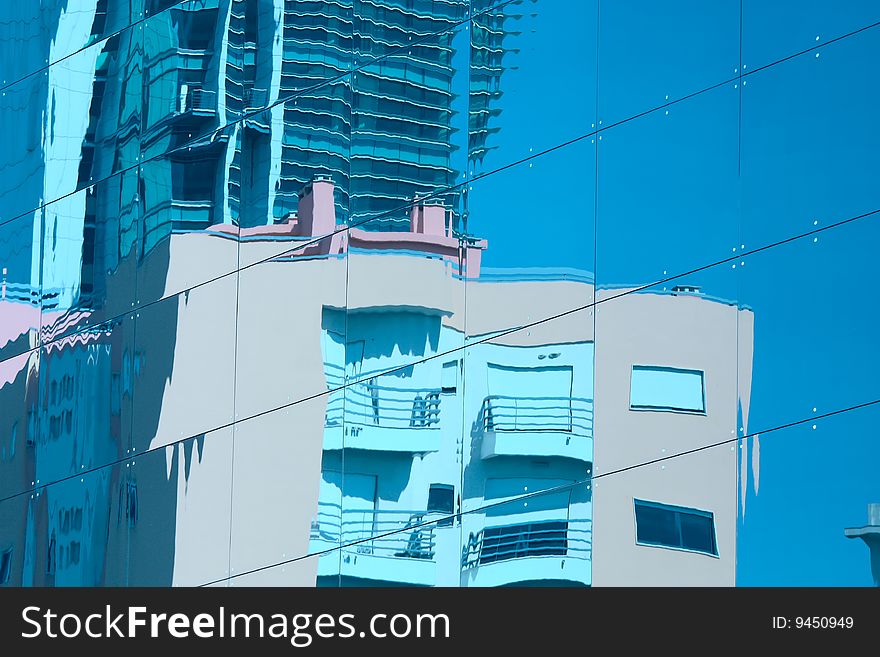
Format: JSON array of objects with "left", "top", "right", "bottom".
[
  {"left": 478, "top": 520, "right": 568, "bottom": 564},
  {"left": 427, "top": 484, "right": 454, "bottom": 527},
  {"left": 634, "top": 499, "right": 717, "bottom": 556},
  {"left": 441, "top": 360, "right": 458, "bottom": 394}
]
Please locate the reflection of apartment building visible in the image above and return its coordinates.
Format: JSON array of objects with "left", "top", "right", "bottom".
[
  {"left": 0, "top": 172, "right": 754, "bottom": 586},
  {"left": 230, "top": 178, "right": 750, "bottom": 587},
  {"left": 592, "top": 289, "right": 753, "bottom": 586},
  {"left": 0, "top": 2, "right": 757, "bottom": 588}
]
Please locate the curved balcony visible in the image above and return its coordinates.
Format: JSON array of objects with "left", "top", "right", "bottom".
[
  {"left": 323, "top": 380, "right": 443, "bottom": 453},
  {"left": 461, "top": 518, "right": 592, "bottom": 587},
  {"left": 310, "top": 504, "right": 444, "bottom": 586},
  {"left": 479, "top": 395, "right": 593, "bottom": 462}
]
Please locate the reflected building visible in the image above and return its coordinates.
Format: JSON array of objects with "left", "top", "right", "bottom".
[{"left": 1, "top": 1, "right": 765, "bottom": 588}]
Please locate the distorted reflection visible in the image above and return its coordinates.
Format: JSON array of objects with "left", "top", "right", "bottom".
[{"left": 1, "top": 0, "right": 878, "bottom": 588}]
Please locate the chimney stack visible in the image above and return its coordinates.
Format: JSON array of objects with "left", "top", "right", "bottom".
[
  {"left": 409, "top": 197, "right": 448, "bottom": 237},
  {"left": 295, "top": 175, "right": 337, "bottom": 237}
]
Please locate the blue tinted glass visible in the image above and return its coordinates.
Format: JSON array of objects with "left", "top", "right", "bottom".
[
  {"left": 0, "top": 458, "right": 130, "bottom": 586},
  {"left": 0, "top": 214, "right": 40, "bottom": 364},
  {"left": 3, "top": 0, "right": 879, "bottom": 590},
  {"left": 598, "top": 0, "right": 740, "bottom": 124},
  {"left": 630, "top": 366, "right": 705, "bottom": 413},
  {"left": 679, "top": 511, "right": 716, "bottom": 555},
  {"left": 0, "top": 1, "right": 146, "bottom": 87},
  {"left": 129, "top": 428, "right": 232, "bottom": 586},
  {"left": 634, "top": 501, "right": 679, "bottom": 548},
  {"left": 741, "top": 26, "right": 880, "bottom": 248},
  {"left": 743, "top": 0, "right": 880, "bottom": 70},
  {"left": 635, "top": 499, "right": 717, "bottom": 556},
  {"left": 738, "top": 404, "right": 880, "bottom": 586}
]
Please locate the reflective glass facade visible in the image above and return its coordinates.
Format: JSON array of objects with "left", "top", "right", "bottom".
[{"left": 1, "top": 1, "right": 879, "bottom": 587}]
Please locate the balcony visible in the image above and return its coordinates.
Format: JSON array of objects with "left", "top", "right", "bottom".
[
  {"left": 310, "top": 504, "right": 444, "bottom": 586},
  {"left": 178, "top": 84, "right": 217, "bottom": 117},
  {"left": 461, "top": 518, "right": 592, "bottom": 587},
  {"left": 478, "top": 395, "right": 593, "bottom": 462},
  {"left": 323, "top": 381, "right": 443, "bottom": 453}
]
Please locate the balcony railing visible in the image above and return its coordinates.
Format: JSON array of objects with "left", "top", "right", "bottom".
[
  {"left": 461, "top": 518, "right": 592, "bottom": 570},
  {"left": 324, "top": 377, "right": 442, "bottom": 430},
  {"left": 179, "top": 85, "right": 217, "bottom": 114},
  {"left": 311, "top": 503, "right": 437, "bottom": 561},
  {"left": 242, "top": 86, "right": 268, "bottom": 110},
  {"left": 481, "top": 395, "right": 593, "bottom": 437}
]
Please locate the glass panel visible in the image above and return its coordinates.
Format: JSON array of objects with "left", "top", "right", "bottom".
[
  {"left": 40, "top": 169, "right": 140, "bottom": 345},
  {"left": 738, "top": 210, "right": 880, "bottom": 444},
  {"left": 468, "top": 0, "right": 597, "bottom": 178},
  {"left": 592, "top": 444, "right": 735, "bottom": 585},
  {"left": 461, "top": 480, "right": 592, "bottom": 586},
  {"left": 598, "top": 0, "right": 740, "bottom": 125},
  {"left": 37, "top": 311, "right": 135, "bottom": 488},
  {"left": 229, "top": 401, "right": 330, "bottom": 586},
  {"left": 353, "top": 0, "right": 467, "bottom": 64},
  {"left": 596, "top": 83, "right": 739, "bottom": 294},
  {"left": 0, "top": 351, "right": 40, "bottom": 501},
  {"left": 740, "top": 26, "right": 880, "bottom": 249},
  {"left": 0, "top": 458, "right": 129, "bottom": 586},
  {"left": 141, "top": 1, "right": 237, "bottom": 162},
  {"left": 743, "top": 0, "right": 880, "bottom": 70},
  {"left": 268, "top": 0, "right": 353, "bottom": 107},
  {"left": 459, "top": 134, "right": 596, "bottom": 587},
  {"left": 231, "top": 72, "right": 351, "bottom": 588},
  {"left": 131, "top": 273, "right": 237, "bottom": 453},
  {"left": 128, "top": 427, "right": 233, "bottom": 586},
  {"left": 0, "top": 214, "right": 40, "bottom": 364},
  {"left": 233, "top": 77, "right": 351, "bottom": 421},
  {"left": 333, "top": 22, "right": 471, "bottom": 586},
  {"left": 738, "top": 403, "right": 880, "bottom": 585},
  {"left": 594, "top": 83, "right": 739, "bottom": 495},
  {"left": 349, "top": 20, "right": 470, "bottom": 230},
  {"left": 0, "top": 21, "right": 142, "bottom": 224},
  {"left": 0, "top": 68, "right": 49, "bottom": 226},
  {"left": 0, "top": 1, "right": 145, "bottom": 87},
  {"left": 339, "top": 217, "right": 465, "bottom": 586},
  {"left": 137, "top": 142, "right": 240, "bottom": 305},
  {"left": 732, "top": 31, "right": 880, "bottom": 590},
  {"left": 236, "top": 76, "right": 352, "bottom": 266}
]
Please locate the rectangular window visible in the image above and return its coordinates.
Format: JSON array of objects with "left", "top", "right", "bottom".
[
  {"left": 441, "top": 361, "right": 458, "bottom": 394},
  {"left": 479, "top": 520, "right": 568, "bottom": 564},
  {"left": 630, "top": 366, "right": 705, "bottom": 413},
  {"left": 634, "top": 499, "right": 718, "bottom": 556},
  {"left": 427, "top": 484, "right": 454, "bottom": 527}
]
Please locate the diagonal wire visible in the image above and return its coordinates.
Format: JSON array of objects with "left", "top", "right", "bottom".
[
  {"left": 4, "top": 13, "right": 877, "bottom": 370},
  {"left": 0, "top": 0, "right": 520, "bottom": 229},
  {"left": 198, "top": 396, "right": 880, "bottom": 585},
  {"left": 0, "top": 1, "right": 192, "bottom": 92},
  {"left": 0, "top": 204, "right": 876, "bottom": 506}
]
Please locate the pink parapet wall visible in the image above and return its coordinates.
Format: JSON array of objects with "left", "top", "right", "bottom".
[{"left": 207, "top": 176, "right": 487, "bottom": 277}]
